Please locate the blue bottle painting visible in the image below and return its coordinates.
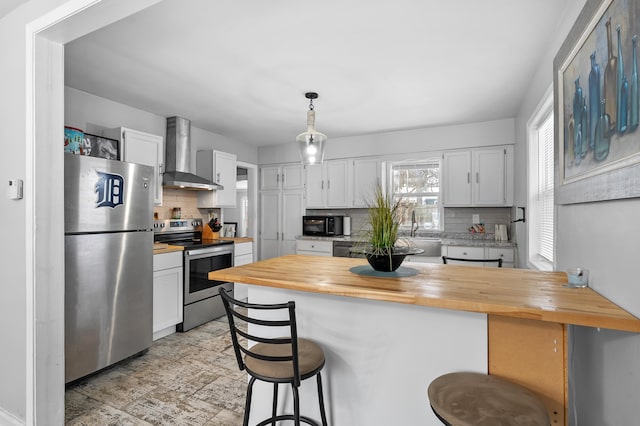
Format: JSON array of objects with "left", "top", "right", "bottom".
[
  {"left": 595, "top": 99, "right": 610, "bottom": 161},
  {"left": 604, "top": 18, "right": 617, "bottom": 132},
  {"left": 616, "top": 25, "right": 628, "bottom": 133},
  {"left": 589, "top": 51, "right": 601, "bottom": 150},
  {"left": 630, "top": 35, "right": 639, "bottom": 131}
]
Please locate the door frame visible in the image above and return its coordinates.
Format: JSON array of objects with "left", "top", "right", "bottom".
[{"left": 25, "top": 0, "right": 161, "bottom": 423}]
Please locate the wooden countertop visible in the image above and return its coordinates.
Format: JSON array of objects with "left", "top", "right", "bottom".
[
  {"left": 208, "top": 255, "right": 640, "bottom": 333},
  {"left": 220, "top": 237, "right": 254, "bottom": 243},
  {"left": 153, "top": 244, "right": 184, "bottom": 255}
]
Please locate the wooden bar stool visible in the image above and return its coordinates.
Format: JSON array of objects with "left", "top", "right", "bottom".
[
  {"left": 427, "top": 372, "right": 549, "bottom": 425},
  {"left": 219, "top": 288, "right": 328, "bottom": 426}
]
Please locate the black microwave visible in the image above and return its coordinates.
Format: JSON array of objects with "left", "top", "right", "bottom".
[{"left": 302, "top": 216, "right": 344, "bottom": 236}]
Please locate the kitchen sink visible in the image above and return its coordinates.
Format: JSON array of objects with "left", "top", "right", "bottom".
[{"left": 398, "top": 237, "right": 442, "bottom": 257}]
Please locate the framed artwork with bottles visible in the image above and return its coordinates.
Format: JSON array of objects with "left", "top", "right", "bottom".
[{"left": 554, "top": 0, "right": 640, "bottom": 204}]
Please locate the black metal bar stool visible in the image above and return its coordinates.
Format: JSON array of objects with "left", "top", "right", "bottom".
[
  {"left": 219, "top": 288, "right": 328, "bottom": 426},
  {"left": 442, "top": 256, "right": 503, "bottom": 267},
  {"left": 427, "top": 372, "right": 550, "bottom": 425}
]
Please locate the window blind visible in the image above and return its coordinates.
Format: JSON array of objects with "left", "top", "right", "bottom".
[{"left": 537, "top": 112, "right": 554, "bottom": 262}]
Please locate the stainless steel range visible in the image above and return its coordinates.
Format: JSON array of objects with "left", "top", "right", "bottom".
[{"left": 154, "top": 219, "right": 234, "bottom": 331}]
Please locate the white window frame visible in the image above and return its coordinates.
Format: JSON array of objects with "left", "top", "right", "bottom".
[
  {"left": 527, "top": 86, "right": 555, "bottom": 271},
  {"left": 389, "top": 158, "right": 443, "bottom": 232}
]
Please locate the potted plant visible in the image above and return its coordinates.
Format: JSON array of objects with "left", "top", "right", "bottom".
[{"left": 358, "top": 184, "right": 408, "bottom": 272}]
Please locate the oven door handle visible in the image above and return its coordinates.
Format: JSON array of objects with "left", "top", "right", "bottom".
[{"left": 185, "top": 247, "right": 234, "bottom": 257}]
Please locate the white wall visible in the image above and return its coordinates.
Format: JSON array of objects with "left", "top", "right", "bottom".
[
  {"left": 65, "top": 87, "right": 258, "bottom": 165},
  {"left": 514, "top": 0, "right": 640, "bottom": 424},
  {"left": 513, "top": 0, "right": 588, "bottom": 270},
  {"left": 559, "top": 201, "right": 640, "bottom": 425},
  {"left": 1, "top": 1, "right": 173, "bottom": 423},
  {"left": 258, "top": 118, "right": 515, "bottom": 164},
  {"left": 0, "top": 2, "right": 69, "bottom": 422}
]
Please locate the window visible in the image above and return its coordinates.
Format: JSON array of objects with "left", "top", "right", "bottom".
[
  {"left": 390, "top": 160, "right": 441, "bottom": 231},
  {"left": 528, "top": 89, "right": 554, "bottom": 270}
]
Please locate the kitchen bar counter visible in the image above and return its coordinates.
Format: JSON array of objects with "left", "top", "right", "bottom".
[
  {"left": 208, "top": 255, "right": 640, "bottom": 332},
  {"left": 209, "top": 255, "right": 640, "bottom": 425}
]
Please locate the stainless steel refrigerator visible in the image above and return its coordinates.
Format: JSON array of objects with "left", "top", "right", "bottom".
[{"left": 64, "top": 153, "right": 154, "bottom": 383}]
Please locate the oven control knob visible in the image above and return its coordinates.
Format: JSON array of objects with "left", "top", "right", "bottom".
[{"left": 160, "top": 223, "right": 165, "bottom": 228}]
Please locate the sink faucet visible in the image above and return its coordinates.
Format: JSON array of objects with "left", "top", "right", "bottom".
[{"left": 411, "top": 210, "right": 418, "bottom": 237}]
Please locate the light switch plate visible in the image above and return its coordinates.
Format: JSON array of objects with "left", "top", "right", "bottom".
[{"left": 472, "top": 214, "right": 480, "bottom": 224}]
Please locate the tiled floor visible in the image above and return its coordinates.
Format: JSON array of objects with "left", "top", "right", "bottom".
[{"left": 65, "top": 317, "right": 247, "bottom": 425}]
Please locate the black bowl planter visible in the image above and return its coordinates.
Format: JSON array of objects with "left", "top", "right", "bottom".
[{"left": 365, "top": 251, "right": 407, "bottom": 272}]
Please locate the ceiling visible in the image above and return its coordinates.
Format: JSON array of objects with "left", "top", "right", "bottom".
[{"left": 64, "top": 0, "right": 570, "bottom": 147}]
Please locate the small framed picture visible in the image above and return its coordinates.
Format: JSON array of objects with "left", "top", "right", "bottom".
[{"left": 83, "top": 133, "right": 120, "bottom": 160}]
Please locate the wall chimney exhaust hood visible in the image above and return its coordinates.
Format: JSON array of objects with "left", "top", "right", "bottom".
[{"left": 163, "top": 116, "right": 223, "bottom": 191}]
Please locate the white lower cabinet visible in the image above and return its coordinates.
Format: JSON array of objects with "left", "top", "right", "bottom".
[
  {"left": 153, "top": 251, "right": 183, "bottom": 340},
  {"left": 233, "top": 241, "right": 253, "bottom": 301},
  {"left": 487, "top": 247, "right": 515, "bottom": 268},
  {"left": 442, "top": 245, "right": 515, "bottom": 268},
  {"left": 295, "top": 240, "right": 333, "bottom": 256}
]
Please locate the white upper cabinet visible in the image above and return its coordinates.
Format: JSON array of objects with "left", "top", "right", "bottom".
[
  {"left": 109, "top": 127, "right": 164, "bottom": 205},
  {"left": 442, "top": 146, "right": 513, "bottom": 207},
  {"left": 282, "top": 164, "right": 305, "bottom": 190},
  {"left": 305, "top": 164, "right": 324, "bottom": 207},
  {"left": 196, "top": 150, "right": 237, "bottom": 208},
  {"left": 442, "top": 150, "right": 472, "bottom": 206},
  {"left": 261, "top": 166, "right": 280, "bottom": 191},
  {"left": 305, "top": 159, "right": 349, "bottom": 208},
  {"left": 473, "top": 149, "right": 506, "bottom": 206},
  {"left": 352, "top": 158, "right": 384, "bottom": 208},
  {"left": 260, "top": 164, "right": 304, "bottom": 191}
]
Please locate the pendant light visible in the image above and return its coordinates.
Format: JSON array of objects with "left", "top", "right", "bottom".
[{"left": 296, "top": 92, "right": 327, "bottom": 165}]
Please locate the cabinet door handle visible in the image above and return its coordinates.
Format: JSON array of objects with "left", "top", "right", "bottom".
[
  {"left": 503, "top": 150, "right": 507, "bottom": 203},
  {"left": 321, "top": 180, "right": 324, "bottom": 189},
  {"left": 476, "top": 172, "right": 479, "bottom": 183},
  {"left": 282, "top": 173, "right": 285, "bottom": 184},
  {"left": 327, "top": 180, "right": 331, "bottom": 189},
  {"left": 276, "top": 173, "right": 280, "bottom": 183},
  {"left": 467, "top": 172, "right": 470, "bottom": 183},
  {"left": 159, "top": 163, "right": 164, "bottom": 174},
  {"left": 216, "top": 172, "right": 221, "bottom": 183}
]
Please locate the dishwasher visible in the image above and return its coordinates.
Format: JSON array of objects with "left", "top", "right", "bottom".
[{"left": 333, "top": 240, "right": 365, "bottom": 258}]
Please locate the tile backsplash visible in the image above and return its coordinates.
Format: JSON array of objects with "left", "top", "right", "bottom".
[
  {"left": 443, "top": 207, "right": 512, "bottom": 235},
  {"left": 306, "top": 207, "right": 513, "bottom": 240},
  {"left": 154, "top": 188, "right": 220, "bottom": 221}
]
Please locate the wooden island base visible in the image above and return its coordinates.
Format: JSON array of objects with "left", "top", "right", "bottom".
[
  {"left": 209, "top": 255, "right": 640, "bottom": 425},
  {"left": 489, "top": 316, "right": 567, "bottom": 426}
]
